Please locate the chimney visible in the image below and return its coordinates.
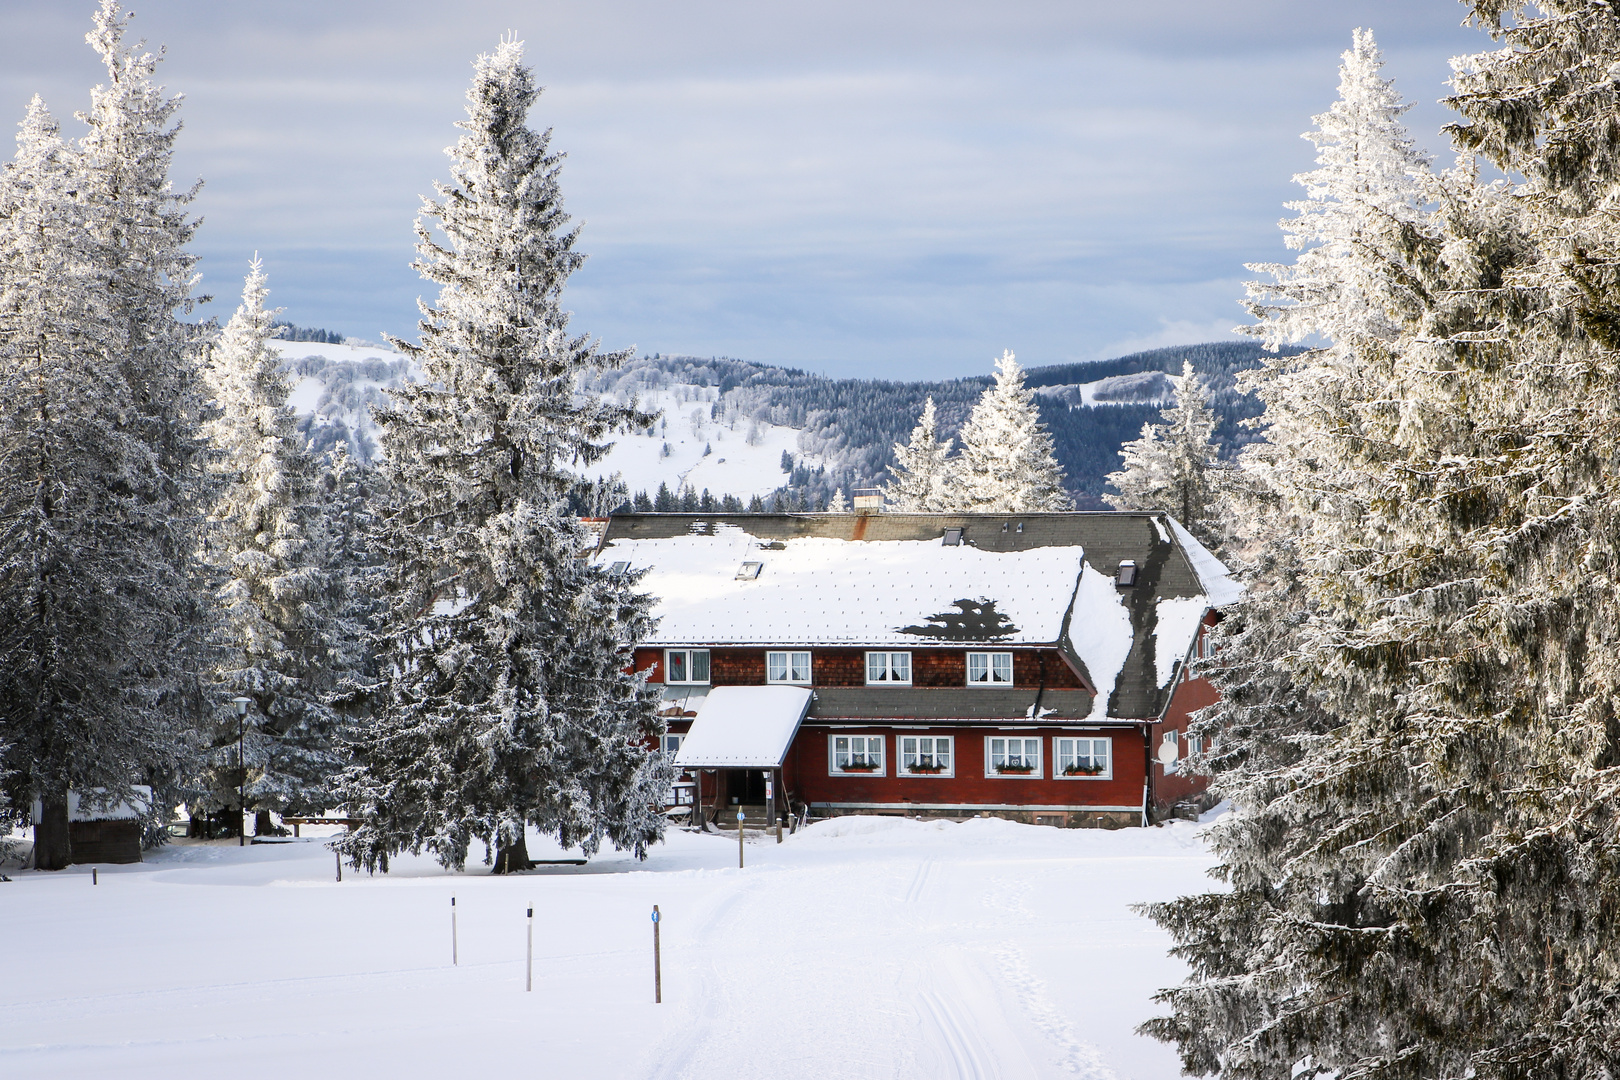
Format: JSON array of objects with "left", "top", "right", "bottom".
[{"left": 851, "top": 488, "right": 884, "bottom": 515}]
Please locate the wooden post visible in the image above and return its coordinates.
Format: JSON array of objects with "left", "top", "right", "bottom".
[
  {"left": 92, "top": 868, "right": 97, "bottom": 885},
  {"left": 452, "top": 896, "right": 458, "bottom": 965},
  {"left": 294, "top": 821, "right": 300, "bottom": 838},
  {"left": 335, "top": 851, "right": 342, "bottom": 882},
  {"left": 526, "top": 903, "right": 533, "bottom": 992},
  {"left": 651, "top": 905, "right": 662, "bottom": 1003},
  {"left": 737, "top": 809, "right": 745, "bottom": 869},
  {"left": 773, "top": 769, "right": 783, "bottom": 844}
]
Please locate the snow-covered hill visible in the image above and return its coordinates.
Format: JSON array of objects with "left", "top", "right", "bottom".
[{"left": 268, "top": 341, "right": 826, "bottom": 499}]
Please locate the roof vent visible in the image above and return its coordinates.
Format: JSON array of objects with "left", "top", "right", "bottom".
[
  {"left": 607, "top": 560, "right": 630, "bottom": 574},
  {"left": 942, "top": 528, "right": 963, "bottom": 547},
  {"left": 736, "top": 561, "right": 764, "bottom": 580},
  {"left": 1116, "top": 560, "right": 1138, "bottom": 586}
]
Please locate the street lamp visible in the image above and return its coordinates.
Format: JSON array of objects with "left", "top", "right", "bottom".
[{"left": 232, "top": 697, "right": 252, "bottom": 846}]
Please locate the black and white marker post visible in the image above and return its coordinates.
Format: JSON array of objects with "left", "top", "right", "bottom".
[
  {"left": 651, "top": 905, "right": 662, "bottom": 1003},
  {"left": 451, "top": 896, "right": 458, "bottom": 965},
  {"left": 737, "top": 809, "right": 745, "bottom": 869},
  {"left": 526, "top": 904, "right": 534, "bottom": 992}
]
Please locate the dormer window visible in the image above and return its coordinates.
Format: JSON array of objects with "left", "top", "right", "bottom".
[
  {"left": 966, "top": 651, "right": 1013, "bottom": 685},
  {"left": 1116, "top": 560, "right": 1138, "bottom": 586},
  {"left": 942, "top": 528, "right": 963, "bottom": 546},
  {"left": 736, "top": 561, "right": 763, "bottom": 580},
  {"left": 665, "top": 649, "right": 710, "bottom": 684},
  {"left": 607, "top": 561, "right": 630, "bottom": 574},
  {"left": 767, "top": 651, "right": 811, "bottom": 684}
]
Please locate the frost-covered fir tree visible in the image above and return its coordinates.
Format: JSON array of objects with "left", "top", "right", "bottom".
[
  {"left": 883, "top": 397, "right": 952, "bottom": 511},
  {"left": 0, "top": 4, "right": 211, "bottom": 870},
  {"left": 1143, "top": 18, "right": 1620, "bottom": 1078},
  {"left": 948, "top": 352, "right": 1070, "bottom": 512},
  {"left": 1243, "top": 27, "right": 1430, "bottom": 353},
  {"left": 196, "top": 261, "right": 349, "bottom": 836},
  {"left": 1103, "top": 362, "right": 1224, "bottom": 547},
  {"left": 337, "top": 38, "right": 669, "bottom": 874}
]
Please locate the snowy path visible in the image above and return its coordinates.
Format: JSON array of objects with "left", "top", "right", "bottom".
[{"left": 3, "top": 816, "right": 1216, "bottom": 1079}]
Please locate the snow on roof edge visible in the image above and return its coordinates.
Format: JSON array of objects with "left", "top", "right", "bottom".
[{"left": 1165, "top": 518, "right": 1244, "bottom": 607}]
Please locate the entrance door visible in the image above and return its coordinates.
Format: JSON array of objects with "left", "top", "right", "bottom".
[{"left": 741, "top": 769, "right": 767, "bottom": 803}]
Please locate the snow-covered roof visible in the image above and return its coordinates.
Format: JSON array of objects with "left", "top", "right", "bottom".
[
  {"left": 600, "top": 512, "right": 1237, "bottom": 721},
  {"left": 674, "top": 685, "right": 813, "bottom": 767},
  {"left": 605, "top": 525, "right": 1083, "bottom": 646},
  {"left": 31, "top": 786, "right": 152, "bottom": 823}
]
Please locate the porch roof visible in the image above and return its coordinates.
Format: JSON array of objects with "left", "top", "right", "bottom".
[{"left": 673, "top": 685, "right": 813, "bottom": 768}]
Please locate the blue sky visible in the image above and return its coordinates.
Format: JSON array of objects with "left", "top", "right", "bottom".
[{"left": 1, "top": 2, "right": 1497, "bottom": 378}]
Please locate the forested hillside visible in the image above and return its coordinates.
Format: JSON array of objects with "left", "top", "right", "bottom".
[{"left": 584, "top": 340, "right": 1300, "bottom": 509}]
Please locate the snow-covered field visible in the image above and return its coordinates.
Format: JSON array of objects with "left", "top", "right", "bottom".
[{"left": 4, "top": 815, "right": 1217, "bottom": 1079}]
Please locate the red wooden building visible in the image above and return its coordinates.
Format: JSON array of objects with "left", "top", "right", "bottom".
[{"left": 595, "top": 510, "right": 1239, "bottom": 828}]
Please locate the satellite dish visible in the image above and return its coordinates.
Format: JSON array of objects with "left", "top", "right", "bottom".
[{"left": 1157, "top": 739, "right": 1179, "bottom": 766}]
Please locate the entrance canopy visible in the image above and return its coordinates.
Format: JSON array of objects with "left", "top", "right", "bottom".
[{"left": 674, "top": 686, "right": 813, "bottom": 768}]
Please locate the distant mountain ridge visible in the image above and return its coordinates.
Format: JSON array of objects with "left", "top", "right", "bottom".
[{"left": 268, "top": 329, "right": 1302, "bottom": 510}]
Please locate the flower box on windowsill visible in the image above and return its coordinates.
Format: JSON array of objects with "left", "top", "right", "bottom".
[
  {"left": 995, "top": 764, "right": 1037, "bottom": 775},
  {"left": 840, "top": 763, "right": 880, "bottom": 772},
  {"left": 1062, "top": 765, "right": 1104, "bottom": 777}
]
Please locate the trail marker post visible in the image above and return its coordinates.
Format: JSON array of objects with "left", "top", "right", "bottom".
[
  {"left": 335, "top": 851, "right": 342, "bottom": 882},
  {"left": 451, "top": 896, "right": 459, "bottom": 965},
  {"left": 737, "top": 809, "right": 745, "bottom": 869},
  {"left": 526, "top": 904, "right": 534, "bottom": 991},
  {"left": 651, "top": 905, "right": 662, "bottom": 1003},
  {"left": 92, "top": 868, "right": 97, "bottom": 885}
]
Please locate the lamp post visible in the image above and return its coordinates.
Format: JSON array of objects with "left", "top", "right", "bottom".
[{"left": 232, "top": 696, "right": 252, "bottom": 845}]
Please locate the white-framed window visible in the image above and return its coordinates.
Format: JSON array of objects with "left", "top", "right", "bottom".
[
  {"left": 1187, "top": 733, "right": 1203, "bottom": 756},
  {"left": 661, "top": 733, "right": 685, "bottom": 761},
  {"left": 966, "top": 651, "right": 1013, "bottom": 686},
  {"left": 664, "top": 649, "right": 710, "bottom": 684},
  {"left": 1197, "top": 631, "right": 1214, "bottom": 660},
  {"left": 767, "top": 650, "right": 812, "bottom": 684},
  {"left": 865, "top": 651, "right": 912, "bottom": 685},
  {"left": 830, "top": 734, "right": 884, "bottom": 775},
  {"left": 1054, "top": 737, "right": 1111, "bottom": 779},
  {"left": 985, "top": 736, "right": 1041, "bottom": 777},
  {"left": 898, "top": 735, "right": 953, "bottom": 776}
]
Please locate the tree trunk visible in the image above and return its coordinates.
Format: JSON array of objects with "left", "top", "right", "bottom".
[
  {"left": 34, "top": 791, "right": 72, "bottom": 870},
  {"left": 254, "top": 809, "right": 277, "bottom": 836},
  {"left": 493, "top": 834, "right": 530, "bottom": 874}
]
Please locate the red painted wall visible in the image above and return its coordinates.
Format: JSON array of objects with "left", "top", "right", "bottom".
[{"left": 787, "top": 725, "right": 1147, "bottom": 810}]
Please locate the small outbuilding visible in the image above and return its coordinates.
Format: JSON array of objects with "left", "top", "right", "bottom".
[{"left": 31, "top": 787, "right": 151, "bottom": 865}]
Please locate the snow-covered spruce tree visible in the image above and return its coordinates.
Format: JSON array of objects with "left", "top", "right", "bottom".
[
  {"left": 1143, "top": 20, "right": 1620, "bottom": 1078},
  {"left": 0, "top": 96, "right": 187, "bottom": 868},
  {"left": 76, "top": 0, "right": 213, "bottom": 844},
  {"left": 336, "top": 38, "right": 668, "bottom": 874},
  {"left": 947, "top": 351, "right": 1071, "bottom": 512},
  {"left": 883, "top": 396, "right": 952, "bottom": 511},
  {"left": 0, "top": 6, "right": 211, "bottom": 871},
  {"left": 1103, "top": 361, "right": 1225, "bottom": 547},
  {"left": 196, "top": 261, "right": 350, "bottom": 836}
]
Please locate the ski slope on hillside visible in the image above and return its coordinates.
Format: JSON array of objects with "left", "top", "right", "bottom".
[{"left": 2, "top": 815, "right": 1219, "bottom": 1079}]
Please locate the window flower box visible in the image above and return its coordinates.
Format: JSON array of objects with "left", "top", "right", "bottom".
[
  {"left": 1062, "top": 764, "right": 1104, "bottom": 776},
  {"left": 907, "top": 763, "right": 948, "bottom": 774},
  {"left": 840, "top": 761, "right": 880, "bottom": 772},
  {"left": 995, "top": 764, "right": 1037, "bottom": 775}
]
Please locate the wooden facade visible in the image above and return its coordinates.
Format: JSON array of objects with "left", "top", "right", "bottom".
[{"left": 603, "top": 511, "right": 1235, "bottom": 828}]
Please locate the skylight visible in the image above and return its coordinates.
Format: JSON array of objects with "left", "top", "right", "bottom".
[{"left": 736, "top": 561, "right": 764, "bottom": 580}]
